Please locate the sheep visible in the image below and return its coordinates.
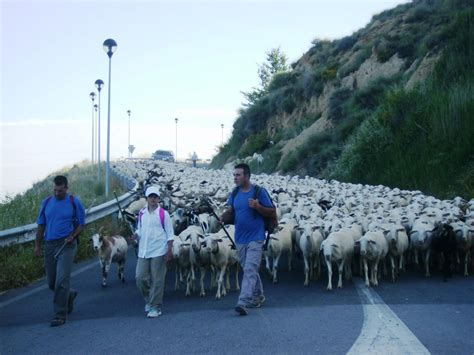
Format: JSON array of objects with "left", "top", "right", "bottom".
[
  {"left": 91, "top": 233, "right": 129, "bottom": 287},
  {"left": 264, "top": 219, "right": 296, "bottom": 283},
  {"left": 172, "top": 235, "right": 191, "bottom": 291},
  {"left": 357, "top": 231, "right": 389, "bottom": 287},
  {"left": 298, "top": 224, "right": 324, "bottom": 286},
  {"left": 450, "top": 221, "right": 473, "bottom": 276},
  {"left": 320, "top": 230, "right": 354, "bottom": 290},
  {"left": 383, "top": 224, "right": 409, "bottom": 281},
  {"left": 431, "top": 223, "right": 457, "bottom": 281},
  {"left": 410, "top": 219, "right": 435, "bottom": 277},
  {"left": 203, "top": 232, "right": 239, "bottom": 299}
]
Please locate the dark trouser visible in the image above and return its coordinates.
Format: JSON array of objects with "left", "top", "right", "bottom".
[
  {"left": 237, "top": 240, "right": 264, "bottom": 307},
  {"left": 44, "top": 238, "right": 77, "bottom": 320},
  {"left": 136, "top": 255, "right": 167, "bottom": 308}
]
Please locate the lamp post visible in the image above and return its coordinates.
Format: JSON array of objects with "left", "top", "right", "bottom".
[
  {"left": 175, "top": 117, "right": 178, "bottom": 163},
  {"left": 127, "top": 109, "right": 131, "bottom": 158},
  {"left": 89, "top": 92, "right": 96, "bottom": 163},
  {"left": 103, "top": 38, "right": 117, "bottom": 196},
  {"left": 94, "top": 103, "right": 98, "bottom": 163},
  {"left": 221, "top": 123, "right": 224, "bottom": 145},
  {"left": 95, "top": 79, "right": 104, "bottom": 183}
]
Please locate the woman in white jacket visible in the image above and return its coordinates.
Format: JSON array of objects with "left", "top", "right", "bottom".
[{"left": 133, "top": 186, "right": 174, "bottom": 318}]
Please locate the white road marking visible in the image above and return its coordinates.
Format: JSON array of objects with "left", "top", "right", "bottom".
[
  {"left": 348, "top": 279, "right": 430, "bottom": 355},
  {"left": 0, "top": 261, "right": 97, "bottom": 309}
]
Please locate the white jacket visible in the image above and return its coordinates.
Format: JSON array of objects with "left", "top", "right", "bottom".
[{"left": 136, "top": 207, "right": 174, "bottom": 258}]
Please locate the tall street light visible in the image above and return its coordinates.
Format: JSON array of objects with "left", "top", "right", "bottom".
[
  {"left": 175, "top": 117, "right": 178, "bottom": 163},
  {"left": 89, "top": 92, "right": 96, "bottom": 163},
  {"left": 221, "top": 123, "right": 224, "bottom": 145},
  {"left": 127, "top": 109, "right": 131, "bottom": 158},
  {"left": 94, "top": 103, "right": 98, "bottom": 164},
  {"left": 103, "top": 38, "right": 117, "bottom": 196},
  {"left": 95, "top": 79, "right": 104, "bottom": 183}
]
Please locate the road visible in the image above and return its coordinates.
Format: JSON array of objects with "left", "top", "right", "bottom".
[{"left": 1, "top": 250, "right": 473, "bottom": 354}]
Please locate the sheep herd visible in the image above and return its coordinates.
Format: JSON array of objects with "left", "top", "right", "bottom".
[{"left": 101, "top": 159, "right": 474, "bottom": 297}]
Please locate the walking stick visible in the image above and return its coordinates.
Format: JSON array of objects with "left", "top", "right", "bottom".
[
  {"left": 114, "top": 191, "right": 138, "bottom": 257},
  {"left": 202, "top": 197, "right": 237, "bottom": 250}
]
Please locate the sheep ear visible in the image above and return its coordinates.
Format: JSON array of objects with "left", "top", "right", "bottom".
[{"left": 98, "top": 226, "right": 105, "bottom": 234}]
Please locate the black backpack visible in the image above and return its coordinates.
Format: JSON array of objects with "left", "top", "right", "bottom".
[{"left": 230, "top": 185, "right": 278, "bottom": 234}]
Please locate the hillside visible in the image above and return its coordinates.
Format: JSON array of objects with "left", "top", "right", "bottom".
[{"left": 211, "top": 0, "right": 474, "bottom": 199}]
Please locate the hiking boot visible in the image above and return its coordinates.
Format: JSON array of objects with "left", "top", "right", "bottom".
[
  {"left": 147, "top": 307, "right": 162, "bottom": 318},
  {"left": 145, "top": 303, "right": 151, "bottom": 313},
  {"left": 50, "top": 318, "right": 66, "bottom": 327},
  {"left": 67, "top": 290, "right": 78, "bottom": 314},
  {"left": 253, "top": 295, "right": 266, "bottom": 308},
  {"left": 234, "top": 305, "right": 248, "bottom": 316}
]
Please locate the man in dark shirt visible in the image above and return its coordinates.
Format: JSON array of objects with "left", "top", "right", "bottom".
[
  {"left": 225, "top": 163, "right": 275, "bottom": 315},
  {"left": 35, "top": 175, "right": 86, "bottom": 327}
]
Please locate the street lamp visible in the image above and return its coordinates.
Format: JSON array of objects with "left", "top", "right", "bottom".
[
  {"left": 175, "top": 117, "right": 178, "bottom": 162},
  {"left": 94, "top": 103, "right": 98, "bottom": 164},
  {"left": 89, "top": 92, "right": 96, "bottom": 163},
  {"left": 103, "top": 38, "right": 117, "bottom": 196},
  {"left": 95, "top": 79, "right": 104, "bottom": 183},
  {"left": 221, "top": 123, "right": 224, "bottom": 145},
  {"left": 127, "top": 110, "right": 131, "bottom": 158}
]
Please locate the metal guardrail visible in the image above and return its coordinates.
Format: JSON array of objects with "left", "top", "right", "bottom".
[{"left": 0, "top": 167, "right": 139, "bottom": 248}]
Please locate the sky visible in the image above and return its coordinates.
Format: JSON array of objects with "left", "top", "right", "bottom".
[{"left": 1, "top": 0, "right": 410, "bottom": 200}]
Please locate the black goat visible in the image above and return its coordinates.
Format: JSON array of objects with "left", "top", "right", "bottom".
[{"left": 431, "top": 223, "right": 457, "bottom": 281}]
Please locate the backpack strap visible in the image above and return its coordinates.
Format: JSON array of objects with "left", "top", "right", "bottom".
[
  {"left": 230, "top": 187, "right": 239, "bottom": 207},
  {"left": 159, "top": 207, "right": 165, "bottom": 230},
  {"left": 138, "top": 207, "right": 165, "bottom": 230},
  {"left": 40, "top": 195, "right": 54, "bottom": 223}
]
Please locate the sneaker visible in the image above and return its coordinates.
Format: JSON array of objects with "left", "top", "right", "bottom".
[
  {"left": 253, "top": 295, "right": 266, "bottom": 308},
  {"left": 67, "top": 290, "right": 78, "bottom": 314},
  {"left": 147, "top": 307, "right": 162, "bottom": 318},
  {"left": 145, "top": 303, "right": 151, "bottom": 313},
  {"left": 50, "top": 318, "right": 66, "bottom": 327},
  {"left": 234, "top": 305, "right": 248, "bottom": 316}
]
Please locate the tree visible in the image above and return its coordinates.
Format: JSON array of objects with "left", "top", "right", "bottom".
[{"left": 242, "top": 47, "right": 289, "bottom": 106}]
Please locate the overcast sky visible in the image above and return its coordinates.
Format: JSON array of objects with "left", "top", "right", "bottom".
[{"left": 1, "top": 0, "right": 409, "bottom": 200}]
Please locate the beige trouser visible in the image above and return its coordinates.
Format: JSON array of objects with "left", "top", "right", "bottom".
[{"left": 136, "top": 255, "right": 167, "bottom": 308}]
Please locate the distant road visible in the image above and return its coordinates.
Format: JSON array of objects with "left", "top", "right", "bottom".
[{"left": 1, "top": 250, "right": 473, "bottom": 354}]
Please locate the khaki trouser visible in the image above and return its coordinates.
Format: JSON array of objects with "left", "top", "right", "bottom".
[
  {"left": 136, "top": 255, "right": 167, "bottom": 308},
  {"left": 237, "top": 240, "right": 264, "bottom": 307},
  {"left": 44, "top": 238, "right": 77, "bottom": 320}
]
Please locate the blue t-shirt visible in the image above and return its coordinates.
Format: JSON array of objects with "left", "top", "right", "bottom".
[
  {"left": 36, "top": 194, "right": 86, "bottom": 241},
  {"left": 227, "top": 185, "right": 273, "bottom": 244}
]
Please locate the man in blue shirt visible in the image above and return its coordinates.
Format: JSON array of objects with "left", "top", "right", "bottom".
[
  {"left": 225, "top": 163, "right": 275, "bottom": 316},
  {"left": 35, "top": 175, "right": 86, "bottom": 327}
]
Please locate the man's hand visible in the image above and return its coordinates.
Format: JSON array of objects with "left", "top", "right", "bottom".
[
  {"left": 34, "top": 244, "right": 42, "bottom": 257},
  {"left": 165, "top": 248, "right": 173, "bottom": 263},
  {"left": 248, "top": 198, "right": 260, "bottom": 210},
  {"left": 65, "top": 235, "right": 76, "bottom": 243}
]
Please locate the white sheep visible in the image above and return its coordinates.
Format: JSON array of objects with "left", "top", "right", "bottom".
[
  {"left": 298, "top": 224, "right": 324, "bottom": 286},
  {"left": 357, "top": 231, "right": 389, "bottom": 287},
  {"left": 320, "top": 230, "right": 354, "bottom": 290}
]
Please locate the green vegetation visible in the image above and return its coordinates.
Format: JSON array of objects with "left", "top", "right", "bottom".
[
  {"left": 211, "top": 0, "right": 473, "bottom": 199},
  {"left": 330, "top": 8, "right": 474, "bottom": 198},
  {"left": 0, "top": 215, "right": 130, "bottom": 291},
  {"left": 0, "top": 161, "right": 131, "bottom": 291},
  {"left": 0, "top": 161, "right": 126, "bottom": 231}
]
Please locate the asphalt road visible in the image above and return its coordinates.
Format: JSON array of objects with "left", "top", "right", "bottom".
[{"left": 1, "top": 250, "right": 473, "bottom": 354}]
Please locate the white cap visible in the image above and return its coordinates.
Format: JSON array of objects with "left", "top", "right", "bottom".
[{"left": 145, "top": 186, "right": 161, "bottom": 197}]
